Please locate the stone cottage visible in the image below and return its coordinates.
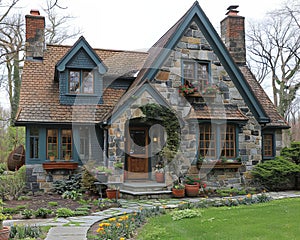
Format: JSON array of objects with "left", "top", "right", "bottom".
[{"left": 16, "top": 2, "right": 289, "bottom": 196}]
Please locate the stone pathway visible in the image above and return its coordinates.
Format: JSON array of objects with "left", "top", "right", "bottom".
[{"left": 4, "top": 190, "right": 300, "bottom": 240}]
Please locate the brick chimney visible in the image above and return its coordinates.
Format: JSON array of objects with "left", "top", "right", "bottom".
[
  {"left": 25, "top": 10, "right": 45, "bottom": 60},
  {"left": 220, "top": 5, "right": 246, "bottom": 65}
]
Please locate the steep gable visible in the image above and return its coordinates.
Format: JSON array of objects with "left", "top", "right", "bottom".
[{"left": 133, "top": 1, "right": 270, "bottom": 125}]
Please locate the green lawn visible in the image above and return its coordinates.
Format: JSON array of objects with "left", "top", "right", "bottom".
[{"left": 136, "top": 198, "right": 300, "bottom": 240}]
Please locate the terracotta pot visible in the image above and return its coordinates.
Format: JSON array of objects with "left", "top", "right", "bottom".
[
  {"left": 155, "top": 172, "right": 164, "bottom": 183},
  {"left": 106, "top": 189, "right": 120, "bottom": 199},
  {"left": 49, "top": 156, "right": 55, "bottom": 161},
  {"left": 172, "top": 188, "right": 185, "bottom": 198},
  {"left": 185, "top": 184, "right": 199, "bottom": 197},
  {"left": 0, "top": 226, "right": 10, "bottom": 240}
]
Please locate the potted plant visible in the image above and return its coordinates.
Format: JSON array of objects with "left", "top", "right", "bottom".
[
  {"left": 95, "top": 166, "right": 112, "bottom": 183},
  {"left": 179, "top": 82, "right": 198, "bottom": 96},
  {"left": 0, "top": 200, "right": 11, "bottom": 240},
  {"left": 184, "top": 176, "right": 201, "bottom": 197},
  {"left": 172, "top": 180, "right": 185, "bottom": 198},
  {"left": 154, "top": 161, "right": 165, "bottom": 183},
  {"left": 105, "top": 185, "right": 120, "bottom": 199},
  {"left": 48, "top": 152, "right": 55, "bottom": 161},
  {"left": 64, "top": 154, "right": 71, "bottom": 161}
]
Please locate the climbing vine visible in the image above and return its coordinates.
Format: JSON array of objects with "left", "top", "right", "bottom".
[{"left": 139, "top": 103, "right": 180, "bottom": 161}]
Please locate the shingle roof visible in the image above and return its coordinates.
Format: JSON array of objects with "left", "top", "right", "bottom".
[
  {"left": 16, "top": 45, "right": 147, "bottom": 124},
  {"left": 239, "top": 66, "right": 289, "bottom": 128},
  {"left": 187, "top": 103, "right": 249, "bottom": 121}
]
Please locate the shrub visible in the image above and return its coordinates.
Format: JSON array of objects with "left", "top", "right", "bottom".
[
  {"left": 281, "top": 142, "right": 300, "bottom": 163},
  {"left": 0, "top": 165, "right": 26, "bottom": 200},
  {"left": 251, "top": 157, "right": 300, "bottom": 190},
  {"left": 0, "top": 163, "right": 6, "bottom": 174},
  {"left": 48, "top": 201, "right": 58, "bottom": 207},
  {"left": 52, "top": 173, "right": 82, "bottom": 194},
  {"left": 62, "top": 190, "right": 82, "bottom": 200},
  {"left": 34, "top": 208, "right": 52, "bottom": 218},
  {"left": 22, "top": 209, "right": 33, "bottom": 219},
  {"left": 81, "top": 169, "right": 98, "bottom": 194},
  {"left": 9, "top": 224, "right": 42, "bottom": 239},
  {"left": 56, "top": 208, "right": 75, "bottom": 218}
]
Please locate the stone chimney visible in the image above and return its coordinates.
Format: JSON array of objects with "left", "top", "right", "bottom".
[
  {"left": 25, "top": 10, "right": 45, "bottom": 60},
  {"left": 220, "top": 5, "right": 246, "bottom": 65}
]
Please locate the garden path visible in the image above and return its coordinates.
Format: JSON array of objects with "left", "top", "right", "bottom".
[{"left": 4, "top": 190, "right": 300, "bottom": 240}]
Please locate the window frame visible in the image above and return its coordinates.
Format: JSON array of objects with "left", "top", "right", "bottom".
[
  {"left": 68, "top": 69, "right": 94, "bottom": 95},
  {"left": 182, "top": 60, "right": 210, "bottom": 92},
  {"left": 198, "top": 123, "right": 237, "bottom": 160},
  {"left": 47, "top": 128, "right": 73, "bottom": 160},
  {"left": 29, "top": 128, "right": 39, "bottom": 159},
  {"left": 262, "top": 133, "right": 275, "bottom": 160}
]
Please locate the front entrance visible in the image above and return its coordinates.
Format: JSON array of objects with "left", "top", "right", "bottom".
[{"left": 126, "top": 127, "right": 149, "bottom": 180}]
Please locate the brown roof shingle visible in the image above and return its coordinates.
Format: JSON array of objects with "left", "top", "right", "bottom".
[{"left": 16, "top": 44, "right": 147, "bottom": 124}]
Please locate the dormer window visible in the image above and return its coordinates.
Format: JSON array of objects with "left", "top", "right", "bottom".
[
  {"left": 183, "top": 60, "right": 209, "bottom": 91},
  {"left": 69, "top": 69, "right": 94, "bottom": 94}
]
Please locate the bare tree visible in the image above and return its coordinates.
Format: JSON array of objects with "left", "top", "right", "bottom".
[
  {"left": 0, "top": 14, "right": 23, "bottom": 124},
  {"left": 0, "top": 0, "right": 20, "bottom": 23},
  {"left": 43, "top": 0, "right": 81, "bottom": 44},
  {"left": 247, "top": 0, "right": 300, "bottom": 119}
]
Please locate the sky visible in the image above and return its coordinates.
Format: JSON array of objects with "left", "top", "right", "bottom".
[{"left": 0, "top": 0, "right": 284, "bottom": 109}]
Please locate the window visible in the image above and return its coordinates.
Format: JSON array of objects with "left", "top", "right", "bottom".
[
  {"left": 79, "top": 128, "right": 90, "bottom": 160},
  {"left": 221, "top": 125, "right": 236, "bottom": 158},
  {"left": 183, "top": 61, "right": 209, "bottom": 91},
  {"left": 69, "top": 70, "right": 94, "bottom": 94},
  {"left": 198, "top": 124, "right": 236, "bottom": 159},
  {"left": 47, "top": 129, "right": 58, "bottom": 159},
  {"left": 263, "top": 134, "right": 274, "bottom": 158},
  {"left": 61, "top": 129, "right": 72, "bottom": 159},
  {"left": 47, "top": 129, "right": 72, "bottom": 160},
  {"left": 29, "top": 128, "right": 39, "bottom": 159}
]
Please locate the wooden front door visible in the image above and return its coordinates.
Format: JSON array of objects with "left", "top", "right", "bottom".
[{"left": 127, "top": 127, "right": 149, "bottom": 179}]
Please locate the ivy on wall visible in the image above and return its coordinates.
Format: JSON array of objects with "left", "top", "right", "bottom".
[{"left": 139, "top": 103, "right": 180, "bottom": 161}]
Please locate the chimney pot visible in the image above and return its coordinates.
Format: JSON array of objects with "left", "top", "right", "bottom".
[
  {"left": 226, "top": 5, "right": 239, "bottom": 16},
  {"left": 30, "top": 9, "right": 40, "bottom": 16}
]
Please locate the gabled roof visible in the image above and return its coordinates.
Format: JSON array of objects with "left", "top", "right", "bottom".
[
  {"left": 16, "top": 44, "right": 148, "bottom": 124},
  {"left": 131, "top": 1, "right": 270, "bottom": 125}
]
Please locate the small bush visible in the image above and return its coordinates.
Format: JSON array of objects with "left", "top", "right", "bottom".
[
  {"left": 62, "top": 190, "right": 82, "bottom": 200},
  {"left": 81, "top": 169, "right": 98, "bottom": 194},
  {"left": 251, "top": 157, "right": 300, "bottom": 190},
  {"left": 52, "top": 173, "right": 82, "bottom": 194},
  {"left": 34, "top": 208, "right": 52, "bottom": 218},
  {"left": 56, "top": 208, "right": 75, "bottom": 218},
  {"left": 22, "top": 209, "right": 33, "bottom": 219},
  {"left": 9, "top": 224, "right": 42, "bottom": 239}
]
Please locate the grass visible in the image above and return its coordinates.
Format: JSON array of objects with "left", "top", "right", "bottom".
[{"left": 137, "top": 198, "right": 300, "bottom": 240}]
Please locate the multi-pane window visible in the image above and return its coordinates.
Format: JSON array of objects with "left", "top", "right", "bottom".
[
  {"left": 221, "top": 125, "right": 236, "bottom": 158},
  {"left": 198, "top": 124, "right": 236, "bottom": 159},
  {"left": 29, "top": 128, "right": 39, "bottom": 159},
  {"left": 61, "top": 130, "right": 72, "bottom": 159},
  {"left": 69, "top": 70, "right": 94, "bottom": 94},
  {"left": 183, "top": 61, "right": 209, "bottom": 91},
  {"left": 199, "top": 125, "right": 216, "bottom": 158},
  {"left": 47, "top": 129, "right": 58, "bottom": 159},
  {"left": 263, "top": 134, "right": 274, "bottom": 157}
]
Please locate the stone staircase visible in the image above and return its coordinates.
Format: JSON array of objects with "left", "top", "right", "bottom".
[{"left": 120, "top": 181, "right": 171, "bottom": 200}]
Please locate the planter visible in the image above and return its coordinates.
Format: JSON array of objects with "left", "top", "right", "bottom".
[
  {"left": 49, "top": 156, "right": 55, "bottom": 161},
  {"left": 0, "top": 226, "right": 10, "bottom": 240},
  {"left": 106, "top": 189, "right": 120, "bottom": 199},
  {"left": 172, "top": 188, "right": 185, "bottom": 198},
  {"left": 185, "top": 184, "right": 199, "bottom": 197},
  {"left": 155, "top": 172, "right": 165, "bottom": 183},
  {"left": 42, "top": 161, "right": 78, "bottom": 170}
]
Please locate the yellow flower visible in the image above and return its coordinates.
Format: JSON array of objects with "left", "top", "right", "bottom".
[
  {"left": 96, "top": 227, "right": 105, "bottom": 233},
  {"left": 247, "top": 193, "right": 252, "bottom": 198},
  {"left": 109, "top": 217, "right": 116, "bottom": 222},
  {"left": 120, "top": 238, "right": 126, "bottom": 240},
  {"left": 123, "top": 212, "right": 127, "bottom": 215},
  {"left": 99, "top": 223, "right": 105, "bottom": 227},
  {"left": 116, "top": 223, "right": 121, "bottom": 228}
]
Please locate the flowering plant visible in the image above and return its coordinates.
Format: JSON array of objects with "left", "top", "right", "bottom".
[
  {"left": 0, "top": 199, "right": 11, "bottom": 230},
  {"left": 155, "top": 161, "right": 164, "bottom": 173},
  {"left": 179, "top": 83, "right": 198, "bottom": 95},
  {"left": 173, "top": 180, "right": 185, "bottom": 189},
  {"left": 202, "top": 84, "right": 219, "bottom": 95}
]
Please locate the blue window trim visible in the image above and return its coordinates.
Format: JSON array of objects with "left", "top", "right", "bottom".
[
  {"left": 67, "top": 69, "right": 95, "bottom": 95},
  {"left": 262, "top": 132, "right": 275, "bottom": 160},
  {"left": 46, "top": 127, "right": 73, "bottom": 160},
  {"left": 196, "top": 122, "right": 239, "bottom": 161},
  {"left": 181, "top": 59, "right": 211, "bottom": 85}
]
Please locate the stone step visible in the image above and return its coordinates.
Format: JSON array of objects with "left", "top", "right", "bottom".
[{"left": 121, "top": 182, "right": 168, "bottom": 192}]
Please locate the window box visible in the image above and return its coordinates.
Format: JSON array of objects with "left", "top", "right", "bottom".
[
  {"left": 197, "top": 161, "right": 242, "bottom": 169},
  {"left": 42, "top": 161, "right": 78, "bottom": 170}
]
